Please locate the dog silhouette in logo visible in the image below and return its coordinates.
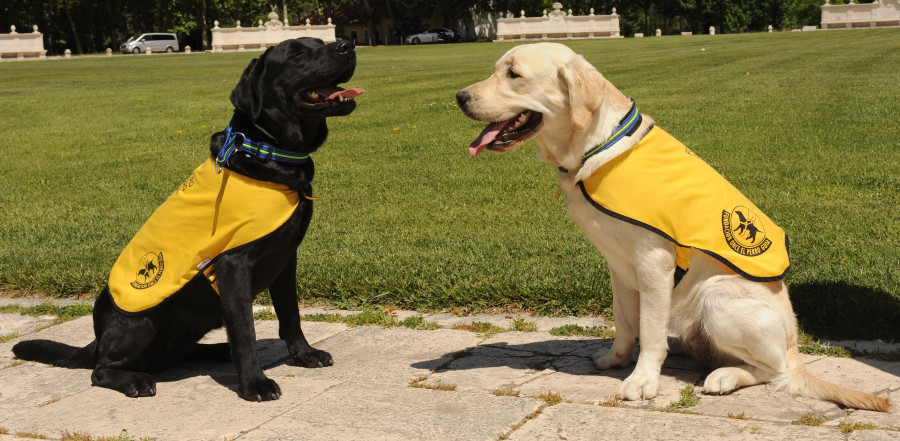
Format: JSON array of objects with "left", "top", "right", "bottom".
[
  {"left": 733, "top": 210, "right": 761, "bottom": 244},
  {"left": 138, "top": 260, "right": 157, "bottom": 282}
]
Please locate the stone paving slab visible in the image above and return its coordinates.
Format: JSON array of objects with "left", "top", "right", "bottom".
[
  {"left": 505, "top": 402, "right": 899, "bottom": 441},
  {"left": 238, "top": 382, "right": 541, "bottom": 441},
  {"left": 0, "top": 305, "right": 898, "bottom": 440},
  {"left": 0, "top": 314, "right": 58, "bottom": 339}
]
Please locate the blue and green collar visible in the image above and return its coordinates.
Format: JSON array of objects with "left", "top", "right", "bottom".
[
  {"left": 215, "top": 121, "right": 310, "bottom": 172},
  {"left": 559, "top": 100, "right": 642, "bottom": 174},
  {"left": 580, "top": 100, "right": 642, "bottom": 164}
]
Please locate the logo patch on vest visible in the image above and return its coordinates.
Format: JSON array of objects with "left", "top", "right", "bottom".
[
  {"left": 722, "top": 206, "right": 772, "bottom": 257},
  {"left": 130, "top": 251, "right": 165, "bottom": 289},
  {"left": 180, "top": 172, "right": 196, "bottom": 192}
]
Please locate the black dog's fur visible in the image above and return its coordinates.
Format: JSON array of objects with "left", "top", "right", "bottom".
[{"left": 12, "top": 38, "right": 359, "bottom": 401}]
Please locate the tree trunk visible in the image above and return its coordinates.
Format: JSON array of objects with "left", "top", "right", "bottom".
[
  {"left": 200, "top": 0, "right": 208, "bottom": 50},
  {"left": 362, "top": 0, "right": 376, "bottom": 46},
  {"left": 384, "top": 0, "right": 396, "bottom": 45},
  {"left": 64, "top": 1, "right": 84, "bottom": 54},
  {"left": 102, "top": 0, "right": 120, "bottom": 49}
]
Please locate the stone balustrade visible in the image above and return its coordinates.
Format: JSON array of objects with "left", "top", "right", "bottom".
[
  {"left": 211, "top": 12, "right": 336, "bottom": 52},
  {"left": 496, "top": 3, "right": 621, "bottom": 42},
  {"left": 821, "top": 0, "right": 900, "bottom": 29},
  {"left": 0, "top": 25, "right": 47, "bottom": 61}
]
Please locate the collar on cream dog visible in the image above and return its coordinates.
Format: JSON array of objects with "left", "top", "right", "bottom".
[{"left": 559, "top": 99, "right": 643, "bottom": 174}]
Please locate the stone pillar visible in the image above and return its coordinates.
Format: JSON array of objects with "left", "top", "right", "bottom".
[
  {"left": 768, "top": 25, "right": 773, "bottom": 32},
  {"left": 64, "top": 49, "right": 71, "bottom": 59},
  {"left": 709, "top": 26, "right": 715, "bottom": 35},
  {"left": 106, "top": 48, "right": 112, "bottom": 57}
]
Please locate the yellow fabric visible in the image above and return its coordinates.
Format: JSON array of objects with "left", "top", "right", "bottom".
[
  {"left": 108, "top": 159, "right": 300, "bottom": 313},
  {"left": 580, "top": 126, "right": 789, "bottom": 281}
]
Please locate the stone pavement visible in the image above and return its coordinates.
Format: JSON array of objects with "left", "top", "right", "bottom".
[{"left": 0, "top": 299, "right": 898, "bottom": 440}]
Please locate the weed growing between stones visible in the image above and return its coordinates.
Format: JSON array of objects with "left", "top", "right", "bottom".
[
  {"left": 791, "top": 412, "right": 828, "bottom": 426},
  {"left": 493, "top": 387, "right": 521, "bottom": 397},
  {"left": 665, "top": 385, "right": 701, "bottom": 414}
]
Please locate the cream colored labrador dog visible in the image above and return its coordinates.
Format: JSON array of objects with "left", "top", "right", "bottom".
[{"left": 456, "top": 42, "right": 890, "bottom": 412}]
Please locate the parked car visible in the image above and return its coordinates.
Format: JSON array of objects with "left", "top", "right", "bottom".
[
  {"left": 404, "top": 28, "right": 462, "bottom": 45},
  {"left": 120, "top": 33, "right": 179, "bottom": 54}
]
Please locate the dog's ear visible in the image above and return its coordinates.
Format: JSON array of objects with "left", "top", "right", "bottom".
[
  {"left": 561, "top": 56, "right": 605, "bottom": 131},
  {"left": 230, "top": 48, "right": 272, "bottom": 121}
]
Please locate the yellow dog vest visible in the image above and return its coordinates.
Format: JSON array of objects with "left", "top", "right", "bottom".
[
  {"left": 108, "top": 159, "right": 300, "bottom": 313},
  {"left": 579, "top": 126, "right": 790, "bottom": 282}
]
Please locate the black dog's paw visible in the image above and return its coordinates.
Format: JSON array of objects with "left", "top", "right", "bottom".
[
  {"left": 292, "top": 347, "right": 334, "bottom": 368},
  {"left": 239, "top": 376, "right": 282, "bottom": 402},
  {"left": 124, "top": 373, "right": 157, "bottom": 398}
]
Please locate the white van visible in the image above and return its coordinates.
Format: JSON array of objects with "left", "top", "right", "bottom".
[{"left": 120, "top": 33, "right": 179, "bottom": 54}]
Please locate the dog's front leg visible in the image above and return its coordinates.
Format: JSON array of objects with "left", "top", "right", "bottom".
[
  {"left": 618, "top": 247, "right": 675, "bottom": 401},
  {"left": 270, "top": 252, "right": 334, "bottom": 368},
  {"left": 216, "top": 257, "right": 281, "bottom": 401},
  {"left": 594, "top": 268, "right": 639, "bottom": 369}
]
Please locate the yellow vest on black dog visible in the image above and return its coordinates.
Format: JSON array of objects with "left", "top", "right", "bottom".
[
  {"left": 108, "top": 159, "right": 300, "bottom": 313},
  {"left": 579, "top": 126, "right": 790, "bottom": 282}
]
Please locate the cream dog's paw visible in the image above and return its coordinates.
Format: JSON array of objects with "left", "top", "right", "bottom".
[
  {"left": 618, "top": 369, "right": 660, "bottom": 400},
  {"left": 703, "top": 366, "right": 760, "bottom": 395},
  {"left": 593, "top": 348, "right": 633, "bottom": 370}
]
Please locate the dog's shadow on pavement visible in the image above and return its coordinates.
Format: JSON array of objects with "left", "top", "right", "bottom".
[
  {"left": 153, "top": 338, "right": 299, "bottom": 392},
  {"left": 411, "top": 338, "right": 707, "bottom": 384}
]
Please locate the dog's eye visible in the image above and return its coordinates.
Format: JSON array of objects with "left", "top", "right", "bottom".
[{"left": 507, "top": 68, "right": 521, "bottom": 79}]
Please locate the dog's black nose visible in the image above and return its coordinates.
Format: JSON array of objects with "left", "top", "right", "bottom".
[
  {"left": 455, "top": 90, "right": 472, "bottom": 109},
  {"left": 335, "top": 39, "right": 354, "bottom": 54}
]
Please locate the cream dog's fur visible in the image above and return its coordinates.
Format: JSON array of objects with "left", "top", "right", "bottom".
[{"left": 457, "top": 42, "right": 890, "bottom": 412}]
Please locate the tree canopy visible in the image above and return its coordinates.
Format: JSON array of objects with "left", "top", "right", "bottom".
[{"left": 1, "top": 0, "right": 852, "bottom": 55}]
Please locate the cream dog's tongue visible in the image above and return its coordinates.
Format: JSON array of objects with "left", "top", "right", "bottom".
[{"left": 469, "top": 117, "right": 516, "bottom": 156}]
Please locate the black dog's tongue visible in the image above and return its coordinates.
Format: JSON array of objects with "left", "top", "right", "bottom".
[{"left": 316, "top": 86, "right": 364, "bottom": 100}]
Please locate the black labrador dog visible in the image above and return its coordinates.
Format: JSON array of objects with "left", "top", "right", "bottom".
[{"left": 13, "top": 38, "right": 362, "bottom": 401}]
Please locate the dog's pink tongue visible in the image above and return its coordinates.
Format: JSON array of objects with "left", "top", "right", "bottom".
[
  {"left": 469, "top": 121, "right": 508, "bottom": 157},
  {"left": 324, "top": 87, "right": 365, "bottom": 100}
]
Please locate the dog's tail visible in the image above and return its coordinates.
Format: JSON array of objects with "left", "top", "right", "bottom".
[
  {"left": 773, "top": 346, "right": 891, "bottom": 412},
  {"left": 12, "top": 339, "right": 97, "bottom": 369}
]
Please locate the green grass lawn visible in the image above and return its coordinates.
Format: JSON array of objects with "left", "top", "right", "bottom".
[{"left": 0, "top": 30, "right": 897, "bottom": 340}]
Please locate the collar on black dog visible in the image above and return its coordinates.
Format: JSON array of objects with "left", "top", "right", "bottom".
[{"left": 215, "top": 121, "right": 310, "bottom": 173}]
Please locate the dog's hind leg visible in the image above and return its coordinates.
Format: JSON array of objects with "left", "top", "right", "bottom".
[
  {"left": 92, "top": 367, "right": 157, "bottom": 398},
  {"left": 91, "top": 315, "right": 159, "bottom": 397},
  {"left": 269, "top": 252, "right": 333, "bottom": 368},
  {"left": 696, "top": 277, "right": 790, "bottom": 395},
  {"left": 704, "top": 364, "right": 773, "bottom": 394}
]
